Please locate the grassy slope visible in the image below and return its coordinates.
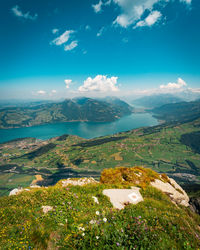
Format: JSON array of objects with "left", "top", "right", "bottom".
[
  {"left": 0, "top": 118, "right": 200, "bottom": 195},
  {"left": 0, "top": 168, "right": 200, "bottom": 249}
]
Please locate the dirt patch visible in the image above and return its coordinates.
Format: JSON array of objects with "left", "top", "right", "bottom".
[{"left": 31, "top": 175, "right": 44, "bottom": 185}]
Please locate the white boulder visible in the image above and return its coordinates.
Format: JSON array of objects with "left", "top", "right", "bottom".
[
  {"left": 103, "top": 187, "right": 144, "bottom": 210},
  {"left": 150, "top": 178, "right": 189, "bottom": 207}
]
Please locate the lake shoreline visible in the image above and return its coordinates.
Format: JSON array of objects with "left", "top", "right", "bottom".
[{"left": 0, "top": 113, "right": 159, "bottom": 143}]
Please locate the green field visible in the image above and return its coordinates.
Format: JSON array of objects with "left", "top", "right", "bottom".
[{"left": 0, "top": 118, "right": 200, "bottom": 195}]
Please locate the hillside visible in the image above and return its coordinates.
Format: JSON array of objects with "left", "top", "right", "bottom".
[
  {"left": 152, "top": 99, "right": 200, "bottom": 122},
  {"left": 0, "top": 167, "right": 200, "bottom": 249},
  {"left": 132, "top": 94, "right": 183, "bottom": 108},
  {"left": 0, "top": 97, "right": 133, "bottom": 129},
  {"left": 0, "top": 117, "right": 200, "bottom": 196}
]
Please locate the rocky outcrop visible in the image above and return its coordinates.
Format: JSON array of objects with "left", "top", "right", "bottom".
[
  {"left": 189, "top": 197, "right": 200, "bottom": 214},
  {"left": 150, "top": 178, "right": 189, "bottom": 207},
  {"left": 62, "top": 177, "right": 98, "bottom": 187}
]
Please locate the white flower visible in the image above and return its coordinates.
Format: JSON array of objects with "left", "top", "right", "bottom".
[
  {"left": 78, "top": 226, "right": 85, "bottom": 231},
  {"left": 42, "top": 206, "right": 53, "bottom": 214},
  {"left": 96, "top": 211, "right": 100, "bottom": 215},
  {"left": 65, "top": 219, "right": 68, "bottom": 223},
  {"left": 90, "top": 219, "right": 96, "bottom": 224},
  {"left": 92, "top": 196, "right": 99, "bottom": 204},
  {"left": 96, "top": 236, "right": 99, "bottom": 239},
  {"left": 82, "top": 233, "right": 85, "bottom": 236},
  {"left": 103, "top": 217, "right": 107, "bottom": 222}
]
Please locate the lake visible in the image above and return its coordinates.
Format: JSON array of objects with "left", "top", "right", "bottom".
[{"left": 0, "top": 113, "right": 158, "bottom": 143}]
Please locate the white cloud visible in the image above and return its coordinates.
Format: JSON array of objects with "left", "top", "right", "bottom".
[
  {"left": 112, "top": 0, "right": 192, "bottom": 28},
  {"left": 92, "top": 1, "right": 103, "bottom": 13},
  {"left": 79, "top": 75, "right": 119, "bottom": 92},
  {"left": 135, "top": 11, "right": 162, "bottom": 28},
  {"left": 92, "top": 0, "right": 112, "bottom": 13},
  {"left": 51, "top": 90, "right": 57, "bottom": 93},
  {"left": 105, "top": 0, "right": 112, "bottom": 5},
  {"left": 97, "top": 27, "right": 105, "bottom": 37},
  {"left": 113, "top": 0, "right": 160, "bottom": 28},
  {"left": 37, "top": 90, "right": 46, "bottom": 95},
  {"left": 52, "top": 28, "right": 59, "bottom": 34},
  {"left": 180, "top": 0, "right": 192, "bottom": 4},
  {"left": 160, "top": 78, "right": 187, "bottom": 90},
  {"left": 64, "top": 40, "right": 78, "bottom": 51},
  {"left": 65, "top": 79, "right": 72, "bottom": 89},
  {"left": 51, "top": 30, "right": 74, "bottom": 46},
  {"left": 11, "top": 5, "right": 38, "bottom": 21}
]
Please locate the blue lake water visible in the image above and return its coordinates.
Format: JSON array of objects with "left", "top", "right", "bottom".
[{"left": 0, "top": 113, "right": 158, "bottom": 143}]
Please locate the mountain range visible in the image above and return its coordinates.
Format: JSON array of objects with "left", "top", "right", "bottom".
[
  {"left": 0, "top": 97, "right": 133, "bottom": 129},
  {"left": 132, "top": 94, "right": 183, "bottom": 108},
  {"left": 152, "top": 99, "right": 200, "bottom": 122}
]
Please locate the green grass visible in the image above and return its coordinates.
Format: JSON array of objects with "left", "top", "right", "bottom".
[{"left": 0, "top": 174, "right": 200, "bottom": 249}]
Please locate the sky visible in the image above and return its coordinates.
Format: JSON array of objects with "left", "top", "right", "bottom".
[{"left": 0, "top": 0, "right": 200, "bottom": 100}]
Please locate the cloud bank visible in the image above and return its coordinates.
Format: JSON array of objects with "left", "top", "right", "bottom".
[{"left": 160, "top": 78, "right": 187, "bottom": 90}]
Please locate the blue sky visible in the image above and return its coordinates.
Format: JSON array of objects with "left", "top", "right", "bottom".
[{"left": 0, "top": 0, "right": 200, "bottom": 99}]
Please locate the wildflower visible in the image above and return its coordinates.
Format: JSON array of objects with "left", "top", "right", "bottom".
[
  {"left": 42, "top": 205, "right": 53, "bottom": 214},
  {"left": 78, "top": 226, "right": 85, "bottom": 231},
  {"left": 92, "top": 196, "right": 99, "bottom": 204},
  {"left": 90, "top": 219, "right": 96, "bottom": 224},
  {"left": 96, "top": 211, "right": 100, "bottom": 215},
  {"left": 65, "top": 219, "right": 68, "bottom": 223},
  {"left": 103, "top": 218, "right": 107, "bottom": 222},
  {"left": 96, "top": 236, "right": 99, "bottom": 239},
  {"left": 82, "top": 233, "right": 85, "bottom": 236},
  {"left": 116, "top": 242, "right": 120, "bottom": 246}
]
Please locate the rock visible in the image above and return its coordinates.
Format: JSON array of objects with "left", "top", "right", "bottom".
[
  {"left": 9, "top": 188, "right": 23, "bottom": 196},
  {"left": 62, "top": 177, "right": 98, "bottom": 187},
  {"left": 9, "top": 188, "right": 30, "bottom": 196},
  {"left": 103, "top": 187, "right": 144, "bottom": 210},
  {"left": 30, "top": 184, "right": 41, "bottom": 188},
  {"left": 189, "top": 197, "right": 200, "bottom": 214},
  {"left": 150, "top": 178, "right": 189, "bottom": 207},
  {"left": 42, "top": 206, "right": 53, "bottom": 214}
]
